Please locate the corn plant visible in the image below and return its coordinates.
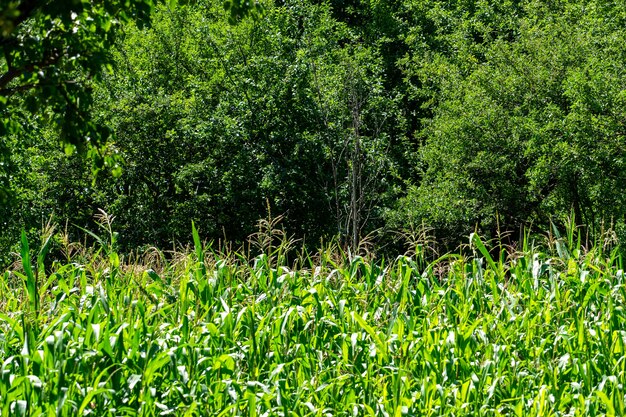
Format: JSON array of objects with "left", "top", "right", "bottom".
[{"left": 1, "top": 226, "right": 626, "bottom": 415}]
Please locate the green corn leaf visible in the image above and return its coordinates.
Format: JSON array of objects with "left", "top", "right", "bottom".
[
  {"left": 20, "top": 230, "right": 38, "bottom": 313},
  {"left": 471, "top": 233, "right": 497, "bottom": 274},
  {"left": 352, "top": 311, "right": 387, "bottom": 359}
]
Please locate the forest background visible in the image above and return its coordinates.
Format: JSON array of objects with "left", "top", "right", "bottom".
[{"left": 3, "top": 0, "right": 626, "bottom": 265}]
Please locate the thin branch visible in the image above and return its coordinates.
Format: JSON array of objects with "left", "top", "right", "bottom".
[
  {"left": 0, "top": 78, "right": 80, "bottom": 97},
  {"left": 0, "top": 48, "right": 61, "bottom": 91},
  {"left": 0, "top": 82, "right": 38, "bottom": 95}
]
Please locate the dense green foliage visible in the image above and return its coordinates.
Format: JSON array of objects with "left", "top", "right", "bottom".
[
  {"left": 3, "top": 0, "right": 626, "bottom": 260},
  {"left": 3, "top": 1, "right": 626, "bottom": 414},
  {"left": 0, "top": 0, "right": 158, "bottom": 202},
  {"left": 399, "top": 1, "right": 626, "bottom": 242},
  {"left": 94, "top": 1, "right": 401, "bottom": 248},
  {"left": 2, "top": 227, "right": 626, "bottom": 415}
]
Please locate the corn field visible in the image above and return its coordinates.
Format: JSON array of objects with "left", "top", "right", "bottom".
[{"left": 1, "top": 225, "right": 626, "bottom": 416}]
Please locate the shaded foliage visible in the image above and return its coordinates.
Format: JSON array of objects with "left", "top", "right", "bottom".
[{"left": 3, "top": 0, "right": 626, "bottom": 262}]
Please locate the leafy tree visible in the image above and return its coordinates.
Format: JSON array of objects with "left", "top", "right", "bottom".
[
  {"left": 0, "top": 0, "right": 157, "bottom": 150},
  {"left": 0, "top": 0, "right": 159, "bottom": 264},
  {"left": 78, "top": 0, "right": 405, "bottom": 250},
  {"left": 395, "top": 0, "right": 626, "bottom": 243}
]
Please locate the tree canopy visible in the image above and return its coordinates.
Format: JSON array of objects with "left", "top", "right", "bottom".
[
  {"left": 0, "top": 0, "right": 157, "bottom": 146},
  {"left": 2, "top": 0, "right": 626, "bottom": 264}
]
